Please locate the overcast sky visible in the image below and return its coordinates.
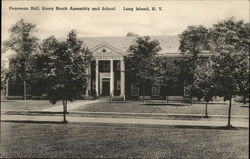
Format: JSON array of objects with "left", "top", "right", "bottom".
[{"left": 2, "top": 0, "right": 249, "bottom": 41}]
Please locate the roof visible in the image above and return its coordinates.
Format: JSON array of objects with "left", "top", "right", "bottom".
[{"left": 78, "top": 35, "right": 180, "bottom": 54}]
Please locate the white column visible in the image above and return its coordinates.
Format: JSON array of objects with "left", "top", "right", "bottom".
[
  {"left": 85, "top": 64, "right": 91, "bottom": 96},
  {"left": 110, "top": 59, "right": 114, "bottom": 97},
  {"left": 6, "top": 80, "right": 9, "bottom": 97},
  {"left": 95, "top": 59, "right": 99, "bottom": 96},
  {"left": 120, "top": 58, "right": 125, "bottom": 100}
]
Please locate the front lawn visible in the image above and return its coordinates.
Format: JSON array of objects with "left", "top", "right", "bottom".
[
  {"left": 0, "top": 122, "right": 248, "bottom": 158},
  {"left": 77, "top": 100, "right": 249, "bottom": 116},
  {"left": 1, "top": 100, "right": 63, "bottom": 111}
]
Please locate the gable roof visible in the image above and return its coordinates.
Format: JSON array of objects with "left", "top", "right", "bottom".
[{"left": 78, "top": 35, "right": 180, "bottom": 55}]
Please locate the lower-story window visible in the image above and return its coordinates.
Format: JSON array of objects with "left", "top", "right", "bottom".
[
  {"left": 184, "top": 80, "right": 191, "bottom": 96},
  {"left": 93, "top": 81, "right": 96, "bottom": 90},
  {"left": 117, "top": 80, "right": 121, "bottom": 90},
  {"left": 131, "top": 83, "right": 139, "bottom": 96},
  {"left": 152, "top": 85, "right": 160, "bottom": 96}
]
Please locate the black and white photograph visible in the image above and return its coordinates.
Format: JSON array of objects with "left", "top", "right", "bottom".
[{"left": 1, "top": 0, "right": 249, "bottom": 158}]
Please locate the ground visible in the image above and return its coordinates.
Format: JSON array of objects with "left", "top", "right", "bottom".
[
  {"left": 77, "top": 100, "right": 249, "bottom": 116},
  {"left": 1, "top": 122, "right": 248, "bottom": 159},
  {"left": 1, "top": 100, "right": 63, "bottom": 111},
  {"left": 1, "top": 99, "right": 249, "bottom": 158},
  {"left": 2, "top": 100, "right": 249, "bottom": 116}
]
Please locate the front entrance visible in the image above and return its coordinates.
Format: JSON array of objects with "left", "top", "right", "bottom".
[{"left": 102, "top": 78, "right": 110, "bottom": 96}]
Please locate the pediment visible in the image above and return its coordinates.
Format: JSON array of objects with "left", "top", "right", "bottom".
[{"left": 90, "top": 42, "right": 125, "bottom": 58}]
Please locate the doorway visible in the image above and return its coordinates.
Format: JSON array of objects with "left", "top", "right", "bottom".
[{"left": 102, "top": 79, "right": 110, "bottom": 96}]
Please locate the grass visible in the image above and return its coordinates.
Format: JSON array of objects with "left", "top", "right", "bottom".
[
  {"left": 1, "top": 100, "right": 63, "bottom": 111},
  {"left": 77, "top": 100, "right": 249, "bottom": 116},
  {"left": 0, "top": 122, "right": 248, "bottom": 158}
]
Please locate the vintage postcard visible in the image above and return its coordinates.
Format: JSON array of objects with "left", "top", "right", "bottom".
[{"left": 1, "top": 0, "right": 249, "bottom": 158}]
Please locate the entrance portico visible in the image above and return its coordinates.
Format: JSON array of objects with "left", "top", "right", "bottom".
[{"left": 86, "top": 42, "right": 126, "bottom": 100}]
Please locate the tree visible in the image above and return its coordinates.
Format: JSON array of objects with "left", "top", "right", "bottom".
[
  {"left": 33, "top": 36, "right": 61, "bottom": 95},
  {"left": 179, "top": 25, "right": 210, "bottom": 103},
  {"left": 126, "top": 36, "right": 161, "bottom": 102},
  {"left": 210, "top": 17, "right": 249, "bottom": 127},
  {"left": 6, "top": 19, "right": 39, "bottom": 100},
  {"left": 236, "top": 22, "right": 250, "bottom": 104},
  {"left": 38, "top": 31, "right": 92, "bottom": 122},
  {"left": 193, "top": 62, "right": 215, "bottom": 117},
  {"left": 1, "top": 63, "right": 8, "bottom": 91}
]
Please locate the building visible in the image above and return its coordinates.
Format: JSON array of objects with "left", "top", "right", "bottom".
[{"left": 5, "top": 35, "right": 209, "bottom": 100}]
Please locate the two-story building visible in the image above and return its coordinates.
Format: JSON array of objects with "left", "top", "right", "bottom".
[{"left": 5, "top": 35, "right": 209, "bottom": 100}]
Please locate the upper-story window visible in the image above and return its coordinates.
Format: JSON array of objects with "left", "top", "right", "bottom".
[
  {"left": 103, "top": 61, "right": 110, "bottom": 71},
  {"left": 116, "top": 61, "right": 120, "bottom": 70},
  {"left": 99, "top": 61, "right": 110, "bottom": 72}
]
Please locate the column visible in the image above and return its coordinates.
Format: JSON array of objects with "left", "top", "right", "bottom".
[
  {"left": 110, "top": 59, "right": 114, "bottom": 97},
  {"left": 120, "top": 58, "right": 125, "bottom": 100},
  {"left": 85, "top": 64, "right": 91, "bottom": 96},
  {"left": 95, "top": 59, "right": 99, "bottom": 96},
  {"left": 6, "top": 80, "right": 9, "bottom": 97}
]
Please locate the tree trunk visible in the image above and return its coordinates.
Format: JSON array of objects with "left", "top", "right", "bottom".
[
  {"left": 63, "top": 100, "right": 67, "bottom": 122},
  {"left": 205, "top": 101, "right": 208, "bottom": 118},
  {"left": 190, "top": 95, "right": 193, "bottom": 105},
  {"left": 142, "top": 84, "right": 145, "bottom": 103},
  {"left": 227, "top": 97, "right": 232, "bottom": 127},
  {"left": 23, "top": 80, "right": 26, "bottom": 101}
]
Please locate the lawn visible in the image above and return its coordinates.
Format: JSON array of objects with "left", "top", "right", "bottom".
[
  {"left": 0, "top": 100, "right": 81, "bottom": 111},
  {"left": 0, "top": 122, "right": 248, "bottom": 158},
  {"left": 77, "top": 100, "right": 249, "bottom": 116},
  {"left": 0, "top": 100, "right": 63, "bottom": 111}
]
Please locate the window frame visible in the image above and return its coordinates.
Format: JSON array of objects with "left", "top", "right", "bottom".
[
  {"left": 131, "top": 83, "right": 139, "bottom": 96},
  {"left": 151, "top": 85, "right": 161, "bottom": 96}
]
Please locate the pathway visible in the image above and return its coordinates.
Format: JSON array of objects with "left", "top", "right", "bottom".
[
  {"left": 42, "top": 99, "right": 104, "bottom": 112},
  {"left": 1, "top": 114, "right": 248, "bottom": 128}
]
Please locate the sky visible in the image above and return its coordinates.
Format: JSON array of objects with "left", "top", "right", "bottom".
[{"left": 2, "top": 0, "right": 249, "bottom": 41}]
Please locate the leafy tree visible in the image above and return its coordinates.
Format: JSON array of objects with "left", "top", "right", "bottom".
[
  {"left": 210, "top": 17, "right": 249, "bottom": 127},
  {"left": 193, "top": 62, "right": 215, "bottom": 117},
  {"left": 179, "top": 25, "right": 210, "bottom": 103},
  {"left": 236, "top": 22, "right": 250, "bottom": 104},
  {"left": 1, "top": 63, "right": 8, "bottom": 91},
  {"left": 6, "top": 19, "right": 39, "bottom": 100},
  {"left": 126, "top": 36, "right": 161, "bottom": 102},
  {"left": 33, "top": 36, "right": 61, "bottom": 95},
  {"left": 38, "top": 31, "right": 92, "bottom": 122}
]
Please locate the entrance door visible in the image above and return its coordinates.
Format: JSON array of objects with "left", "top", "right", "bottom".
[{"left": 102, "top": 80, "right": 110, "bottom": 96}]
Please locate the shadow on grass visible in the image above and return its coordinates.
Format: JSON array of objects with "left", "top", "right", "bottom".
[
  {"left": 144, "top": 103, "right": 189, "bottom": 106},
  {"left": 65, "top": 122, "right": 246, "bottom": 130},
  {"left": 240, "top": 105, "right": 249, "bottom": 108},
  {"left": 0, "top": 100, "right": 16, "bottom": 103},
  {"left": 1, "top": 120, "right": 68, "bottom": 124},
  {"left": 172, "top": 125, "right": 240, "bottom": 130},
  {"left": 3, "top": 111, "right": 69, "bottom": 115},
  {"left": 1, "top": 120, "right": 246, "bottom": 130}
]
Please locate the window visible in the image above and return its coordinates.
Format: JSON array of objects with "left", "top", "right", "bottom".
[
  {"left": 152, "top": 85, "right": 160, "bottom": 96},
  {"left": 117, "top": 80, "right": 121, "bottom": 90},
  {"left": 116, "top": 61, "right": 120, "bottom": 70},
  {"left": 93, "top": 81, "right": 96, "bottom": 90},
  {"left": 131, "top": 83, "right": 139, "bottom": 96},
  {"left": 184, "top": 80, "right": 191, "bottom": 96},
  {"left": 103, "top": 62, "right": 110, "bottom": 71},
  {"left": 101, "top": 61, "right": 110, "bottom": 71}
]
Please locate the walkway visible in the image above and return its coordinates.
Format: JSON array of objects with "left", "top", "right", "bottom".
[
  {"left": 1, "top": 114, "right": 248, "bottom": 128},
  {"left": 42, "top": 99, "right": 104, "bottom": 112}
]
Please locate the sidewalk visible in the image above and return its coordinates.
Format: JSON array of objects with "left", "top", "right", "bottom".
[
  {"left": 1, "top": 114, "right": 248, "bottom": 128},
  {"left": 42, "top": 99, "right": 103, "bottom": 112}
]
